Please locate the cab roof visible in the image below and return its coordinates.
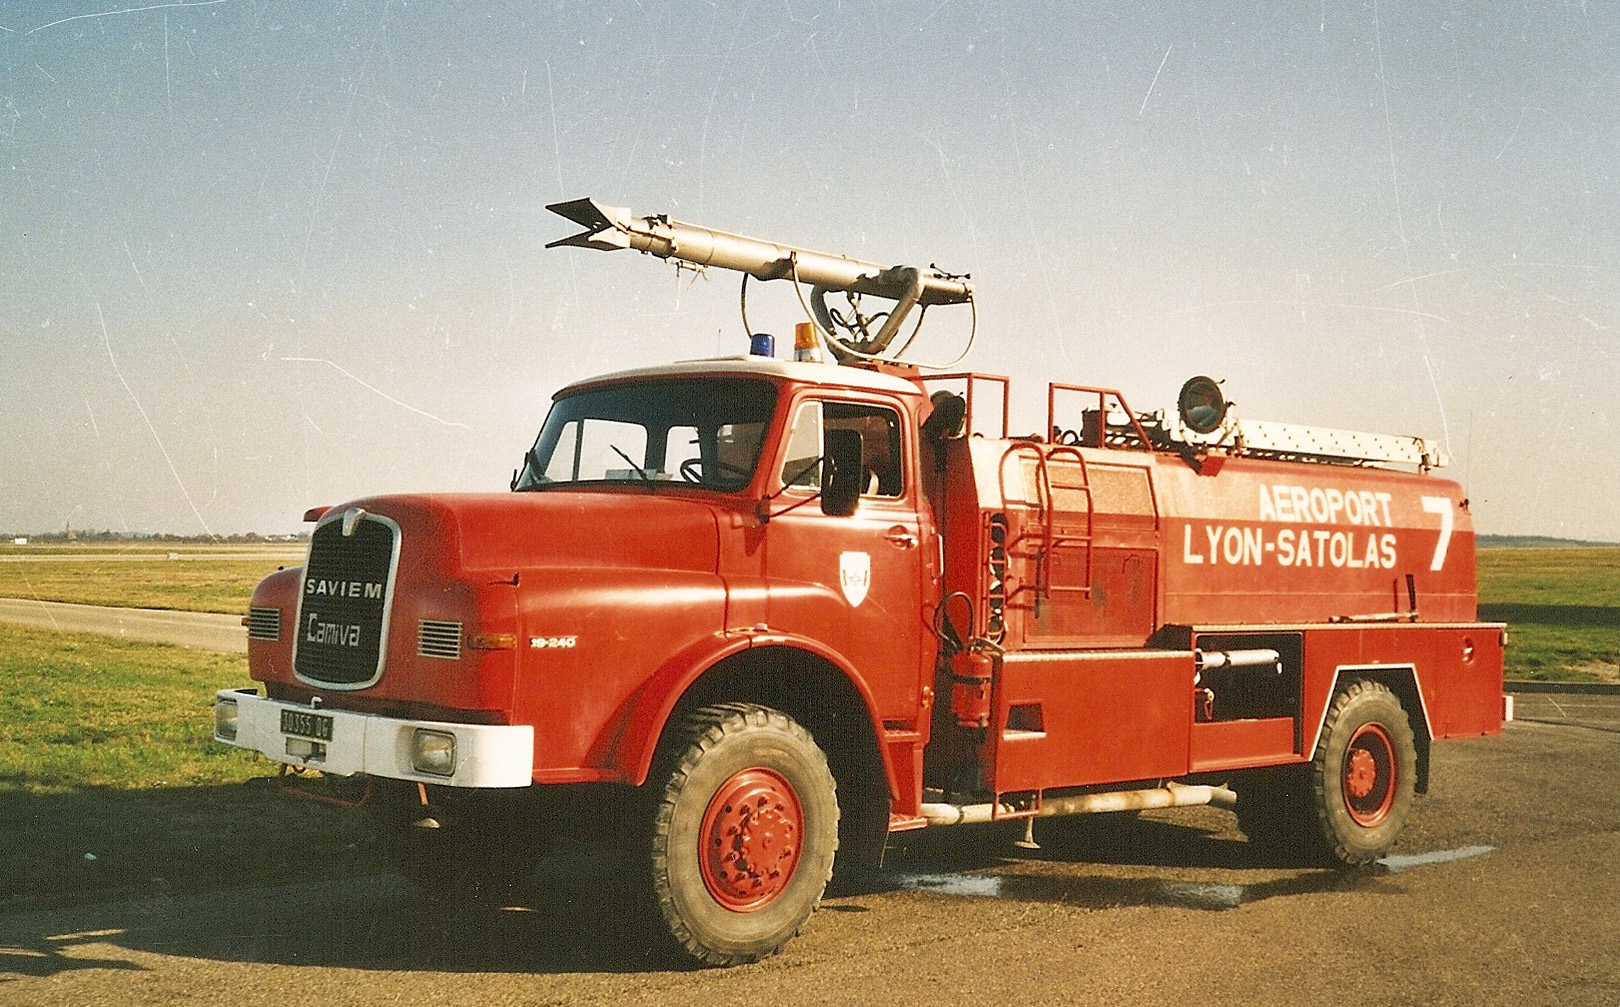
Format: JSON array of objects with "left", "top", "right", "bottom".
[{"left": 557, "top": 356, "right": 923, "bottom": 398}]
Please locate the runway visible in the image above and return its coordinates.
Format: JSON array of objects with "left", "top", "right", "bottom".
[{"left": 0, "top": 598, "right": 246, "bottom": 653}]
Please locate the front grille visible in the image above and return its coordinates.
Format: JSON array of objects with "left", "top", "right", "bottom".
[
  {"left": 418, "top": 620, "right": 463, "bottom": 659},
  {"left": 246, "top": 606, "right": 282, "bottom": 641},
  {"left": 293, "top": 511, "right": 397, "bottom": 688}
]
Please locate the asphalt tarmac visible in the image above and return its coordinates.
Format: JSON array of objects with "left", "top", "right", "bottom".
[
  {"left": 0, "top": 598, "right": 246, "bottom": 653},
  {"left": 2, "top": 696, "right": 1616, "bottom": 1006}
]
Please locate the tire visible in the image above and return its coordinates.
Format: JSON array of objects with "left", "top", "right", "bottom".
[
  {"left": 1309, "top": 679, "right": 1417, "bottom": 865},
  {"left": 647, "top": 703, "right": 839, "bottom": 966}
]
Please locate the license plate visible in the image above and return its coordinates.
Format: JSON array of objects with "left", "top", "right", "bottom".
[{"left": 281, "top": 708, "right": 334, "bottom": 741}]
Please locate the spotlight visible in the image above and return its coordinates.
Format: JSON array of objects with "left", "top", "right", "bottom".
[{"left": 1177, "top": 376, "right": 1229, "bottom": 435}]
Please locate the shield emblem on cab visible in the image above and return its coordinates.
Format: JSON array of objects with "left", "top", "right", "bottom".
[{"left": 839, "top": 551, "right": 871, "bottom": 607}]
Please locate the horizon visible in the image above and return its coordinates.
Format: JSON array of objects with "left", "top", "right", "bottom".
[{"left": 5, "top": 528, "right": 1616, "bottom": 550}]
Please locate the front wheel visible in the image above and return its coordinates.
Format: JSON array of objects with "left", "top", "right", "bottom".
[
  {"left": 1310, "top": 679, "right": 1418, "bottom": 865},
  {"left": 647, "top": 703, "right": 839, "bottom": 966}
]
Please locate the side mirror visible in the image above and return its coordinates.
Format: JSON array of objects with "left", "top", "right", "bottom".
[{"left": 821, "top": 429, "right": 863, "bottom": 517}]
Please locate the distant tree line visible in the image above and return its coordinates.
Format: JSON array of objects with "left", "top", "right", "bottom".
[
  {"left": 4, "top": 530, "right": 309, "bottom": 543},
  {"left": 1477, "top": 534, "right": 1618, "bottom": 549}
]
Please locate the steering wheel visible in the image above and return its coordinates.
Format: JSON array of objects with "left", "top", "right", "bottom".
[{"left": 680, "top": 457, "right": 751, "bottom": 483}]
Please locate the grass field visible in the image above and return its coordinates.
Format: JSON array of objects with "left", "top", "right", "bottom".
[
  {"left": 0, "top": 542, "right": 302, "bottom": 614},
  {"left": 0, "top": 624, "right": 375, "bottom": 909},
  {"left": 1478, "top": 547, "right": 1620, "bottom": 684}
]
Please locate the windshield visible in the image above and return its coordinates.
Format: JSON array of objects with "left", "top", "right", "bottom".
[{"left": 515, "top": 377, "right": 778, "bottom": 492}]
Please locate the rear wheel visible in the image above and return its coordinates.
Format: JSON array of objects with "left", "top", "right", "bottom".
[
  {"left": 1237, "top": 680, "right": 1417, "bottom": 867},
  {"left": 1311, "top": 679, "right": 1416, "bottom": 864},
  {"left": 647, "top": 703, "right": 839, "bottom": 965}
]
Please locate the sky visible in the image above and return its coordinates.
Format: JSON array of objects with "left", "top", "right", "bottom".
[{"left": 1, "top": 0, "right": 1616, "bottom": 540}]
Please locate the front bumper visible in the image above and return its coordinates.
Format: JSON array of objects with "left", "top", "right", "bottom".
[{"left": 214, "top": 688, "right": 534, "bottom": 788}]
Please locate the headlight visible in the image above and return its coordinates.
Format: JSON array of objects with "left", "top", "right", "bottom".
[
  {"left": 214, "top": 698, "right": 239, "bottom": 741},
  {"left": 411, "top": 729, "right": 457, "bottom": 777}
]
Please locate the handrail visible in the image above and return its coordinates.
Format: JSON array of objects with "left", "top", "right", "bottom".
[
  {"left": 996, "top": 442, "right": 1095, "bottom": 602},
  {"left": 921, "top": 372, "right": 1010, "bottom": 439},
  {"left": 1040, "top": 444, "right": 1095, "bottom": 598},
  {"left": 1047, "top": 382, "right": 1152, "bottom": 450}
]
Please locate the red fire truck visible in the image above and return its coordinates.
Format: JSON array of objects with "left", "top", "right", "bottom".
[{"left": 215, "top": 199, "right": 1506, "bottom": 965}]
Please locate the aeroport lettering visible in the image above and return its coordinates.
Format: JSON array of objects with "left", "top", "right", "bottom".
[
  {"left": 1182, "top": 490, "right": 1455, "bottom": 571},
  {"left": 1182, "top": 524, "right": 1398, "bottom": 569},
  {"left": 1257, "top": 483, "right": 1394, "bottom": 527}
]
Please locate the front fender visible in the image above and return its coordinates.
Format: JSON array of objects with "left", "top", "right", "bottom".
[{"left": 593, "top": 630, "right": 896, "bottom": 798}]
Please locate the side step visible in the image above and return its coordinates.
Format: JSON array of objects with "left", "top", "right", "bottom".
[{"left": 918, "top": 781, "right": 1237, "bottom": 826}]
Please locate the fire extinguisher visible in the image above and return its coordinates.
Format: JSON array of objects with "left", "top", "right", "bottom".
[
  {"left": 934, "top": 592, "right": 1002, "bottom": 730},
  {"left": 949, "top": 644, "right": 999, "bottom": 729}
]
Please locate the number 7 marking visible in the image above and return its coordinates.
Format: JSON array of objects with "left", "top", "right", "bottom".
[{"left": 1421, "top": 497, "right": 1454, "bottom": 571}]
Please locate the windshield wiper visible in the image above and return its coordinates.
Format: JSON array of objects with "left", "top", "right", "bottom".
[{"left": 610, "top": 444, "right": 651, "bottom": 481}]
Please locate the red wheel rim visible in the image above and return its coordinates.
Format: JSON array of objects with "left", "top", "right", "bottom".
[
  {"left": 699, "top": 768, "right": 804, "bottom": 912},
  {"left": 1342, "top": 723, "right": 1397, "bottom": 827}
]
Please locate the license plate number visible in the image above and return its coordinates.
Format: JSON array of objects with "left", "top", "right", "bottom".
[{"left": 281, "top": 709, "right": 334, "bottom": 741}]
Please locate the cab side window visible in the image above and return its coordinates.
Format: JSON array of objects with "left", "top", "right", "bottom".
[
  {"left": 780, "top": 401, "right": 825, "bottom": 488},
  {"left": 778, "top": 399, "right": 904, "bottom": 499}
]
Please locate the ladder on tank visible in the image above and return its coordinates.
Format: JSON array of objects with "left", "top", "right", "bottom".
[
  {"left": 999, "top": 442, "right": 1096, "bottom": 607},
  {"left": 997, "top": 383, "right": 1156, "bottom": 610}
]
